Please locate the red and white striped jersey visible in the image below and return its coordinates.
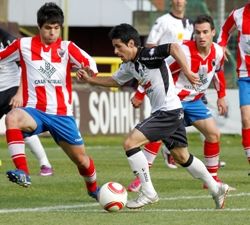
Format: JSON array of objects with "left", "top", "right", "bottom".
[
  {"left": 167, "top": 40, "right": 226, "bottom": 101},
  {"left": 0, "top": 35, "right": 98, "bottom": 116},
  {"left": 217, "top": 3, "right": 250, "bottom": 78}
]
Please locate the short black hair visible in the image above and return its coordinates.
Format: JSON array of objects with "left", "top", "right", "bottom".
[
  {"left": 194, "top": 15, "right": 215, "bottom": 30},
  {"left": 37, "top": 2, "right": 64, "bottom": 28},
  {"left": 108, "top": 23, "right": 141, "bottom": 47}
]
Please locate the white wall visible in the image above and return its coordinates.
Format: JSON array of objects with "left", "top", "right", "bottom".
[{"left": 7, "top": 0, "right": 153, "bottom": 27}]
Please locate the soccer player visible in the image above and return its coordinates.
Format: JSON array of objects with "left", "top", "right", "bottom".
[
  {"left": 217, "top": 1, "right": 250, "bottom": 175},
  {"left": 140, "top": 0, "right": 194, "bottom": 170},
  {"left": 77, "top": 23, "right": 229, "bottom": 209},
  {"left": 0, "top": 2, "right": 99, "bottom": 199},
  {"left": 146, "top": 0, "right": 193, "bottom": 47},
  {"left": 128, "top": 15, "right": 228, "bottom": 191},
  {"left": 0, "top": 27, "right": 53, "bottom": 176}
]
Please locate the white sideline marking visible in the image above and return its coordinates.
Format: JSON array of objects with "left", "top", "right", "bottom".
[{"left": 0, "top": 192, "right": 249, "bottom": 214}]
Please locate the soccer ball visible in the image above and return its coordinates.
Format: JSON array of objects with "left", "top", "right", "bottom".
[{"left": 98, "top": 182, "right": 127, "bottom": 212}]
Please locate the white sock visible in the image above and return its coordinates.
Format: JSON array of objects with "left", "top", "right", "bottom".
[
  {"left": 185, "top": 156, "right": 219, "bottom": 195},
  {"left": 127, "top": 150, "right": 157, "bottom": 197},
  {"left": 24, "top": 135, "right": 52, "bottom": 168},
  {"left": 142, "top": 149, "right": 156, "bottom": 166}
]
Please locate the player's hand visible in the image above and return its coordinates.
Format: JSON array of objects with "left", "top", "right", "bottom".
[
  {"left": 9, "top": 94, "right": 23, "bottom": 109},
  {"left": 76, "top": 63, "right": 94, "bottom": 82},
  {"left": 222, "top": 47, "right": 231, "bottom": 62},
  {"left": 185, "top": 71, "right": 201, "bottom": 89},
  {"left": 131, "top": 96, "right": 143, "bottom": 108},
  {"left": 217, "top": 97, "right": 228, "bottom": 116}
]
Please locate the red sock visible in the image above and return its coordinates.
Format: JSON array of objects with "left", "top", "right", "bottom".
[
  {"left": 204, "top": 141, "right": 219, "bottom": 177},
  {"left": 143, "top": 141, "right": 162, "bottom": 167},
  {"left": 242, "top": 128, "right": 250, "bottom": 163},
  {"left": 78, "top": 157, "right": 97, "bottom": 192},
  {"left": 6, "top": 129, "right": 29, "bottom": 174}
]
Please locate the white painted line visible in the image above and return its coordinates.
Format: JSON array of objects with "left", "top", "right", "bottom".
[{"left": 0, "top": 192, "right": 249, "bottom": 214}]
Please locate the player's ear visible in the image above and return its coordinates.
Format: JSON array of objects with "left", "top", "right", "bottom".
[
  {"left": 128, "top": 39, "right": 135, "bottom": 48},
  {"left": 212, "top": 28, "right": 216, "bottom": 37}
]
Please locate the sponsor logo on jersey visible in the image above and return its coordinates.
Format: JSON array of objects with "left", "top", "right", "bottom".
[{"left": 38, "top": 61, "right": 56, "bottom": 79}]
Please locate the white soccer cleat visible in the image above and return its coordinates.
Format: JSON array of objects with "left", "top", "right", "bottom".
[
  {"left": 212, "top": 183, "right": 229, "bottom": 209},
  {"left": 161, "top": 149, "right": 177, "bottom": 169},
  {"left": 126, "top": 192, "right": 159, "bottom": 209},
  {"left": 219, "top": 161, "right": 226, "bottom": 168}
]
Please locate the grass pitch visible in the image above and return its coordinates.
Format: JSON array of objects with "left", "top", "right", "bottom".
[{"left": 0, "top": 133, "right": 249, "bottom": 225}]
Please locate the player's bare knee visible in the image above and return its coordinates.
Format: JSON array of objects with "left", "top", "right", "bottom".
[
  {"left": 172, "top": 147, "right": 189, "bottom": 164},
  {"left": 123, "top": 138, "right": 134, "bottom": 150},
  {"left": 5, "top": 109, "right": 20, "bottom": 127},
  {"left": 241, "top": 117, "right": 250, "bottom": 128},
  {"left": 205, "top": 131, "right": 220, "bottom": 142}
]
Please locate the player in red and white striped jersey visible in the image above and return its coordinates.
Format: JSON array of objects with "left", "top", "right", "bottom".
[
  {"left": 0, "top": 2, "right": 99, "bottom": 199},
  {"left": 0, "top": 28, "right": 53, "bottom": 176},
  {"left": 217, "top": 1, "right": 250, "bottom": 174},
  {"left": 128, "top": 15, "right": 229, "bottom": 191}
]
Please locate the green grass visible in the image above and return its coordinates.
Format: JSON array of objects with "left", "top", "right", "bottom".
[{"left": 0, "top": 133, "right": 249, "bottom": 225}]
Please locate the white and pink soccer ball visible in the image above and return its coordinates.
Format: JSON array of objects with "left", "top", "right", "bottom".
[{"left": 98, "top": 182, "right": 127, "bottom": 212}]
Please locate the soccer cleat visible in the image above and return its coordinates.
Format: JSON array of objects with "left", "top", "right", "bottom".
[
  {"left": 6, "top": 169, "right": 31, "bottom": 188},
  {"left": 219, "top": 161, "right": 226, "bottom": 168},
  {"left": 40, "top": 165, "right": 53, "bottom": 176},
  {"left": 88, "top": 186, "right": 100, "bottom": 201},
  {"left": 212, "top": 183, "right": 229, "bottom": 209},
  {"left": 127, "top": 177, "right": 141, "bottom": 192},
  {"left": 161, "top": 149, "right": 177, "bottom": 169},
  {"left": 126, "top": 192, "right": 159, "bottom": 209}
]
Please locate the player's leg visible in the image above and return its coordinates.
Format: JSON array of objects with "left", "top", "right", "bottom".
[
  {"left": 238, "top": 79, "right": 250, "bottom": 175},
  {"left": 59, "top": 141, "right": 99, "bottom": 200},
  {"left": 0, "top": 87, "right": 18, "bottom": 168},
  {"left": 52, "top": 115, "right": 99, "bottom": 200},
  {"left": 127, "top": 141, "right": 162, "bottom": 192},
  {"left": 24, "top": 135, "right": 53, "bottom": 176},
  {"left": 193, "top": 117, "right": 222, "bottom": 185},
  {"left": 126, "top": 109, "right": 185, "bottom": 208},
  {"left": 124, "top": 128, "right": 159, "bottom": 209},
  {"left": 172, "top": 147, "right": 229, "bottom": 209},
  {"left": 5, "top": 108, "right": 38, "bottom": 187},
  {"left": 240, "top": 106, "right": 250, "bottom": 172},
  {"left": 183, "top": 100, "right": 223, "bottom": 185}
]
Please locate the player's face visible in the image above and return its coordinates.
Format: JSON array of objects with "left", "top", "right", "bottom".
[
  {"left": 194, "top": 22, "right": 215, "bottom": 49},
  {"left": 39, "top": 23, "right": 61, "bottom": 45},
  {"left": 111, "top": 39, "right": 135, "bottom": 62},
  {"left": 171, "top": 0, "right": 186, "bottom": 13}
]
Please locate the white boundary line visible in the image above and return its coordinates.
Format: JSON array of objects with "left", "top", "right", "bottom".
[{"left": 0, "top": 192, "right": 249, "bottom": 214}]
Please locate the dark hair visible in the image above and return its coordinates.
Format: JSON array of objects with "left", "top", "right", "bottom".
[
  {"left": 194, "top": 15, "right": 215, "bottom": 30},
  {"left": 108, "top": 23, "right": 141, "bottom": 47},
  {"left": 37, "top": 2, "right": 64, "bottom": 28}
]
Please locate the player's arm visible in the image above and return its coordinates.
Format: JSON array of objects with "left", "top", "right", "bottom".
[
  {"left": 0, "top": 39, "right": 20, "bottom": 63},
  {"left": 217, "top": 11, "right": 236, "bottom": 61},
  {"left": 131, "top": 85, "right": 145, "bottom": 108},
  {"left": 68, "top": 42, "right": 98, "bottom": 76},
  {"left": 9, "top": 75, "right": 23, "bottom": 108},
  {"left": 145, "top": 17, "right": 163, "bottom": 47},
  {"left": 77, "top": 67, "right": 120, "bottom": 87},
  {"left": 213, "top": 66, "right": 227, "bottom": 116},
  {"left": 169, "top": 43, "right": 200, "bottom": 85}
]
